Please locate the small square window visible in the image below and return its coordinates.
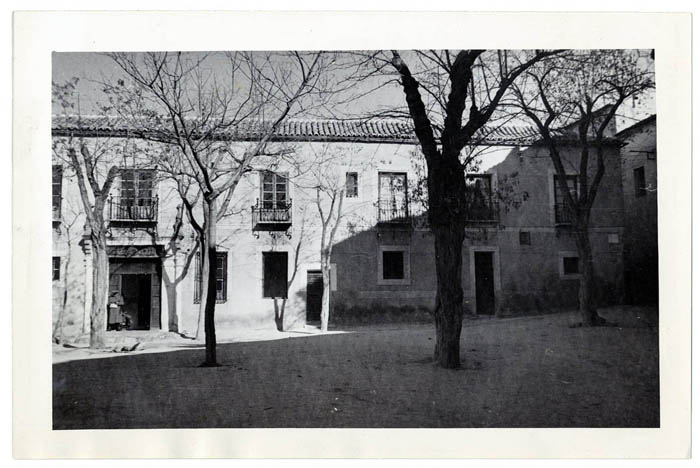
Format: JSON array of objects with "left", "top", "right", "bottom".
[
  {"left": 345, "top": 172, "right": 358, "bottom": 198},
  {"left": 382, "top": 251, "right": 404, "bottom": 280},
  {"left": 563, "top": 257, "right": 579, "bottom": 275},
  {"left": 519, "top": 231, "right": 531, "bottom": 246},
  {"left": 52, "top": 256, "right": 60, "bottom": 281}
]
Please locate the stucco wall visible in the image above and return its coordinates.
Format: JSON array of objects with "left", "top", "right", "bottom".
[
  {"left": 619, "top": 119, "right": 658, "bottom": 304},
  {"left": 52, "top": 135, "right": 627, "bottom": 334}
]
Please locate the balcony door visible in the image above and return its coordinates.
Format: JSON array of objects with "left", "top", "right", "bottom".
[
  {"left": 378, "top": 172, "right": 408, "bottom": 221},
  {"left": 261, "top": 172, "right": 288, "bottom": 210},
  {"left": 118, "top": 169, "right": 155, "bottom": 220}
]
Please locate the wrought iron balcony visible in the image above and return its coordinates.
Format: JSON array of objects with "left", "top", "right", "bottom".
[
  {"left": 109, "top": 196, "right": 158, "bottom": 223},
  {"left": 554, "top": 202, "right": 573, "bottom": 225},
  {"left": 466, "top": 203, "right": 498, "bottom": 223},
  {"left": 377, "top": 199, "right": 410, "bottom": 225},
  {"left": 251, "top": 198, "right": 292, "bottom": 232}
]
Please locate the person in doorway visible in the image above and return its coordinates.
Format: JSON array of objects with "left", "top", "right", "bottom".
[{"left": 107, "top": 291, "right": 125, "bottom": 331}]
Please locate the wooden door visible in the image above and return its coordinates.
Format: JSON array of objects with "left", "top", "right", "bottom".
[
  {"left": 306, "top": 270, "right": 323, "bottom": 322},
  {"left": 474, "top": 252, "right": 495, "bottom": 315}
]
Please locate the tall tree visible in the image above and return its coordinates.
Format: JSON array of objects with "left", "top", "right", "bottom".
[
  {"left": 102, "top": 51, "right": 332, "bottom": 365},
  {"left": 348, "top": 50, "right": 559, "bottom": 368},
  {"left": 511, "top": 49, "right": 654, "bottom": 326},
  {"left": 52, "top": 78, "right": 136, "bottom": 348}
]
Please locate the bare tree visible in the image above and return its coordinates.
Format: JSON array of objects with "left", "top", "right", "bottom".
[
  {"left": 511, "top": 49, "right": 655, "bottom": 326},
  {"left": 101, "top": 51, "right": 334, "bottom": 365},
  {"left": 52, "top": 78, "right": 139, "bottom": 348},
  {"left": 341, "top": 50, "right": 560, "bottom": 368}
]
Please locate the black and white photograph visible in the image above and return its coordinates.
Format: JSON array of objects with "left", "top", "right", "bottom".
[{"left": 12, "top": 10, "right": 691, "bottom": 459}]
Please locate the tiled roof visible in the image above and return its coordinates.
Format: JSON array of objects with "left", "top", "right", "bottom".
[{"left": 52, "top": 115, "right": 616, "bottom": 146}]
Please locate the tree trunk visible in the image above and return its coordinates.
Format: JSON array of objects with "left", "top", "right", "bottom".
[
  {"left": 574, "top": 227, "right": 604, "bottom": 326},
  {"left": 89, "top": 231, "right": 109, "bottom": 348},
  {"left": 195, "top": 236, "right": 209, "bottom": 340},
  {"left": 427, "top": 153, "right": 467, "bottom": 369},
  {"left": 201, "top": 198, "right": 219, "bottom": 366},
  {"left": 432, "top": 225, "right": 465, "bottom": 368},
  {"left": 320, "top": 251, "right": 331, "bottom": 333}
]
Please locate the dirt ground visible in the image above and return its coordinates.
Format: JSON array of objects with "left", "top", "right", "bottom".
[{"left": 52, "top": 306, "right": 659, "bottom": 429}]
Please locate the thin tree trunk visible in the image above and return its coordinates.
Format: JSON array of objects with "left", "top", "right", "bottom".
[
  {"left": 574, "top": 227, "right": 604, "bottom": 326},
  {"left": 320, "top": 252, "right": 331, "bottom": 333},
  {"left": 195, "top": 236, "right": 209, "bottom": 340},
  {"left": 432, "top": 224, "right": 464, "bottom": 368},
  {"left": 89, "top": 231, "right": 109, "bottom": 348},
  {"left": 201, "top": 198, "right": 219, "bottom": 366}
]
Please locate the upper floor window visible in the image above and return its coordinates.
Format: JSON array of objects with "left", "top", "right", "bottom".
[
  {"left": 554, "top": 174, "right": 578, "bottom": 225},
  {"left": 378, "top": 172, "right": 408, "bottom": 223},
  {"left": 52, "top": 165, "right": 63, "bottom": 221},
  {"left": 194, "top": 251, "right": 228, "bottom": 303},
  {"left": 634, "top": 167, "right": 646, "bottom": 197},
  {"left": 110, "top": 169, "right": 157, "bottom": 222},
  {"left": 466, "top": 174, "right": 496, "bottom": 222},
  {"left": 345, "top": 172, "right": 359, "bottom": 198},
  {"left": 261, "top": 172, "right": 289, "bottom": 209}
]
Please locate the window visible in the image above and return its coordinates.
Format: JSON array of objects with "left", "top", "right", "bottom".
[
  {"left": 553, "top": 175, "right": 578, "bottom": 224},
  {"left": 263, "top": 252, "right": 288, "bottom": 298},
  {"left": 382, "top": 251, "right": 404, "bottom": 280},
  {"left": 519, "top": 231, "right": 531, "bottom": 246},
  {"left": 345, "top": 172, "right": 358, "bottom": 198},
  {"left": 563, "top": 256, "right": 580, "bottom": 275},
  {"left": 377, "top": 246, "right": 411, "bottom": 285},
  {"left": 261, "top": 172, "right": 289, "bottom": 209},
  {"left": 52, "top": 165, "right": 63, "bottom": 221},
  {"left": 634, "top": 167, "right": 646, "bottom": 197},
  {"left": 52, "top": 256, "right": 60, "bottom": 281},
  {"left": 120, "top": 169, "right": 155, "bottom": 205},
  {"left": 466, "top": 174, "right": 496, "bottom": 221},
  {"left": 115, "top": 169, "right": 156, "bottom": 221},
  {"left": 194, "top": 251, "right": 228, "bottom": 303},
  {"left": 378, "top": 172, "right": 408, "bottom": 222}
]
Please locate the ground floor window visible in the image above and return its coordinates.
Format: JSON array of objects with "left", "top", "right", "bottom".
[
  {"left": 559, "top": 252, "right": 581, "bottom": 278},
  {"left": 377, "top": 246, "right": 410, "bottom": 285},
  {"left": 263, "top": 252, "right": 288, "bottom": 298},
  {"left": 194, "top": 251, "right": 228, "bottom": 303},
  {"left": 52, "top": 256, "right": 60, "bottom": 281}
]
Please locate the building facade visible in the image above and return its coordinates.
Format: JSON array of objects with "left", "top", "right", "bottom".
[
  {"left": 616, "top": 115, "right": 658, "bottom": 304},
  {"left": 52, "top": 117, "right": 627, "bottom": 338}
]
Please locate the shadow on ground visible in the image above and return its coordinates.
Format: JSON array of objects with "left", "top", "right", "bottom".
[{"left": 53, "top": 306, "right": 659, "bottom": 429}]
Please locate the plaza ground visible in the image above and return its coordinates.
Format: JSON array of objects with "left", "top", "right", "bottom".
[{"left": 52, "top": 305, "right": 658, "bottom": 428}]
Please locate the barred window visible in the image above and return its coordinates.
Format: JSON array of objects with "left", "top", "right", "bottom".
[
  {"left": 52, "top": 165, "right": 63, "bottom": 220},
  {"left": 52, "top": 256, "right": 60, "bottom": 281},
  {"left": 194, "top": 251, "right": 228, "bottom": 303}
]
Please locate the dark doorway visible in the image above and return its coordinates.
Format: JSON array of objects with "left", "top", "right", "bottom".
[
  {"left": 263, "top": 252, "right": 288, "bottom": 298},
  {"left": 306, "top": 270, "right": 323, "bottom": 322},
  {"left": 121, "top": 274, "right": 152, "bottom": 329},
  {"left": 474, "top": 251, "right": 495, "bottom": 315}
]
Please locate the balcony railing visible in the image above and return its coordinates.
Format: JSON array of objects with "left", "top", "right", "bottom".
[
  {"left": 109, "top": 196, "right": 158, "bottom": 222},
  {"left": 466, "top": 203, "right": 498, "bottom": 223},
  {"left": 554, "top": 203, "right": 573, "bottom": 225},
  {"left": 251, "top": 198, "right": 293, "bottom": 231},
  {"left": 377, "top": 199, "right": 410, "bottom": 225}
]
